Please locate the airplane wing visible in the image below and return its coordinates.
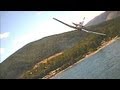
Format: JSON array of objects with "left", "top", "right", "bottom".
[
  {"left": 53, "top": 18, "right": 77, "bottom": 29},
  {"left": 72, "top": 22, "right": 78, "bottom": 26},
  {"left": 53, "top": 18, "right": 106, "bottom": 36},
  {"left": 81, "top": 27, "right": 106, "bottom": 36}
]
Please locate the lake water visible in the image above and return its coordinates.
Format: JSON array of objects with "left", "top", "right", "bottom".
[{"left": 52, "top": 39, "right": 120, "bottom": 79}]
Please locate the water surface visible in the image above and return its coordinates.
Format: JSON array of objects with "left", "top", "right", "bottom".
[{"left": 52, "top": 39, "right": 120, "bottom": 79}]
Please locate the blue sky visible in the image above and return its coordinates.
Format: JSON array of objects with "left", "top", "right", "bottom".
[{"left": 0, "top": 11, "right": 105, "bottom": 63}]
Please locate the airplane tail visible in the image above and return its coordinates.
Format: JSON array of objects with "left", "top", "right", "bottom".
[{"left": 81, "top": 17, "right": 85, "bottom": 25}]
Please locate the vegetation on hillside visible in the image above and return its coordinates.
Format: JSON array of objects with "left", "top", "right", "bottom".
[
  {"left": 21, "top": 16, "right": 120, "bottom": 79},
  {"left": 0, "top": 23, "right": 88, "bottom": 79}
]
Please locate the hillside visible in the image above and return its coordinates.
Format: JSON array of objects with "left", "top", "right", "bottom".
[
  {"left": 0, "top": 28, "right": 88, "bottom": 79},
  {"left": 85, "top": 11, "right": 120, "bottom": 26},
  {"left": 0, "top": 14, "right": 120, "bottom": 79}
]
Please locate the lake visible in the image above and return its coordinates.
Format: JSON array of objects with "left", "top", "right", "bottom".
[{"left": 52, "top": 38, "right": 120, "bottom": 79}]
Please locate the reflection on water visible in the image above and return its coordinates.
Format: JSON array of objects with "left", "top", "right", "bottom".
[{"left": 52, "top": 39, "right": 120, "bottom": 79}]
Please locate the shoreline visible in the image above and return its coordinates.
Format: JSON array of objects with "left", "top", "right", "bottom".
[{"left": 43, "top": 36, "right": 119, "bottom": 79}]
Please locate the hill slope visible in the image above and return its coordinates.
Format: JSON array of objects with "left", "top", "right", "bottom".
[
  {"left": 85, "top": 11, "right": 120, "bottom": 26},
  {"left": 0, "top": 29, "right": 88, "bottom": 79}
]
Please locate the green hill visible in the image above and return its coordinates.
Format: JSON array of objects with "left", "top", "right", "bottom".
[
  {"left": 0, "top": 27, "right": 88, "bottom": 79},
  {"left": 0, "top": 16, "right": 120, "bottom": 79}
]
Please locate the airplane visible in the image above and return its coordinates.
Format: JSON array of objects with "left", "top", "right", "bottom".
[{"left": 53, "top": 17, "right": 106, "bottom": 36}]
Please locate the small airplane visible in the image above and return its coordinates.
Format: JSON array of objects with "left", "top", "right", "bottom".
[{"left": 53, "top": 17, "right": 106, "bottom": 36}]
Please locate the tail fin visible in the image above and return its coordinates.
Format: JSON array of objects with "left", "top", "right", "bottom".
[{"left": 81, "top": 17, "right": 85, "bottom": 25}]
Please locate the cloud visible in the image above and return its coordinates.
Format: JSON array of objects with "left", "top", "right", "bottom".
[
  {"left": 0, "top": 32, "right": 10, "bottom": 39},
  {"left": 0, "top": 48, "right": 5, "bottom": 54}
]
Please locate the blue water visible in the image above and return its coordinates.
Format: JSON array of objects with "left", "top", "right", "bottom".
[{"left": 52, "top": 39, "right": 120, "bottom": 79}]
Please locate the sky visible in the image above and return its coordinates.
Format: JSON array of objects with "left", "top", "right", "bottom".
[{"left": 0, "top": 11, "right": 105, "bottom": 63}]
